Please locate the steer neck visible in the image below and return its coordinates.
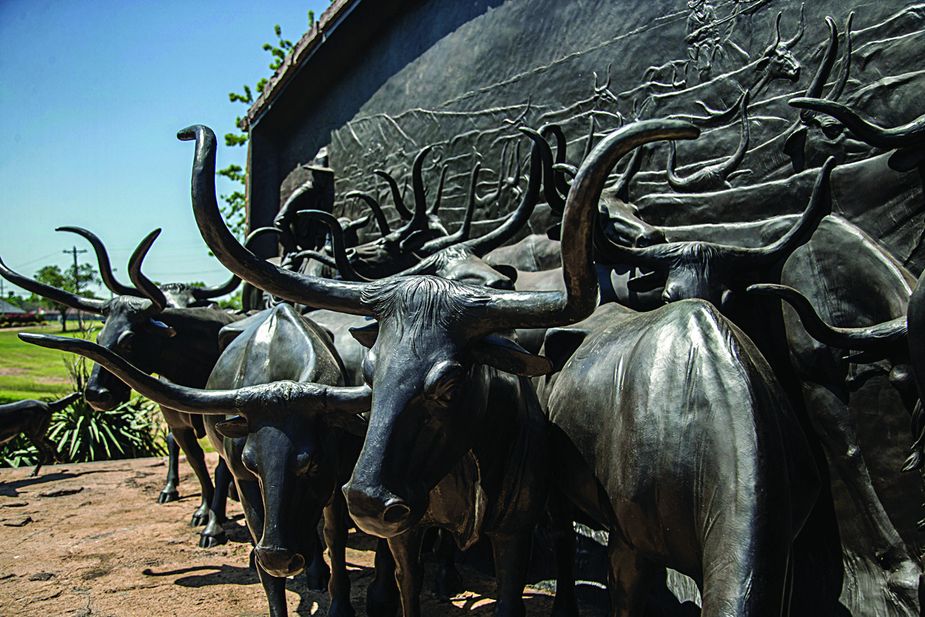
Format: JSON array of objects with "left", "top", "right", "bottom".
[{"left": 155, "top": 308, "right": 234, "bottom": 388}]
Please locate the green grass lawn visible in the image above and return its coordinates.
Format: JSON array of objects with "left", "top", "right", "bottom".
[{"left": 0, "top": 322, "right": 103, "bottom": 402}]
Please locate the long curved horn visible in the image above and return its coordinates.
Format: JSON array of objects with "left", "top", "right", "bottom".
[
  {"left": 613, "top": 145, "right": 644, "bottom": 203},
  {"left": 192, "top": 225, "right": 281, "bottom": 301},
  {"left": 177, "top": 125, "right": 371, "bottom": 316},
  {"left": 290, "top": 249, "right": 339, "bottom": 270},
  {"left": 0, "top": 255, "right": 105, "bottom": 314},
  {"left": 540, "top": 124, "right": 572, "bottom": 197},
  {"left": 296, "top": 210, "right": 372, "bottom": 282},
  {"left": 825, "top": 12, "right": 853, "bottom": 102},
  {"left": 800, "top": 17, "right": 838, "bottom": 124},
  {"left": 581, "top": 115, "right": 597, "bottom": 164},
  {"left": 127, "top": 230, "right": 168, "bottom": 312},
  {"left": 714, "top": 91, "right": 751, "bottom": 178},
  {"left": 537, "top": 125, "right": 567, "bottom": 213},
  {"left": 57, "top": 227, "right": 138, "bottom": 296},
  {"left": 418, "top": 163, "right": 482, "bottom": 255},
  {"left": 462, "top": 128, "right": 548, "bottom": 257},
  {"left": 22, "top": 333, "right": 240, "bottom": 414},
  {"left": 907, "top": 269, "right": 925, "bottom": 405},
  {"left": 763, "top": 12, "right": 783, "bottom": 54},
  {"left": 346, "top": 191, "right": 391, "bottom": 235},
  {"left": 789, "top": 98, "right": 925, "bottom": 149},
  {"left": 782, "top": 3, "right": 805, "bottom": 47},
  {"left": 747, "top": 284, "right": 907, "bottom": 350},
  {"left": 430, "top": 164, "right": 448, "bottom": 215},
  {"left": 405, "top": 145, "right": 434, "bottom": 237},
  {"left": 19, "top": 333, "right": 371, "bottom": 416},
  {"left": 373, "top": 169, "right": 413, "bottom": 220},
  {"left": 728, "top": 156, "right": 834, "bottom": 266},
  {"left": 485, "top": 120, "right": 699, "bottom": 329}
]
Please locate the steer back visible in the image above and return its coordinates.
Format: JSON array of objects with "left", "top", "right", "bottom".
[{"left": 543, "top": 300, "right": 818, "bottom": 614}]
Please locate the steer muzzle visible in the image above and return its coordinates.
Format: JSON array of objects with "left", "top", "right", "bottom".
[
  {"left": 253, "top": 545, "right": 305, "bottom": 578},
  {"left": 85, "top": 365, "right": 130, "bottom": 411},
  {"left": 84, "top": 384, "right": 118, "bottom": 411},
  {"left": 343, "top": 482, "right": 414, "bottom": 538}
]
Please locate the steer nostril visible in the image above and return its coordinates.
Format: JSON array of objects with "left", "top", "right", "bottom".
[{"left": 382, "top": 500, "right": 411, "bottom": 524}]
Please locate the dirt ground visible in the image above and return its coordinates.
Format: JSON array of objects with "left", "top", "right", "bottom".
[{"left": 0, "top": 453, "right": 558, "bottom": 616}]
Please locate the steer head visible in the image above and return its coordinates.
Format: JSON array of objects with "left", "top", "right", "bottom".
[
  {"left": 343, "top": 275, "right": 553, "bottom": 536},
  {"left": 789, "top": 97, "right": 925, "bottom": 173},
  {"left": 19, "top": 331, "right": 370, "bottom": 577},
  {"left": 177, "top": 118, "right": 699, "bottom": 538},
  {"left": 599, "top": 157, "right": 835, "bottom": 308},
  {"left": 0, "top": 229, "right": 181, "bottom": 410},
  {"left": 747, "top": 282, "right": 925, "bottom": 471},
  {"left": 754, "top": 6, "right": 804, "bottom": 92}
]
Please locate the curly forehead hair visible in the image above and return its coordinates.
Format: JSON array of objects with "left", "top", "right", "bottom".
[{"left": 361, "top": 275, "right": 490, "bottom": 338}]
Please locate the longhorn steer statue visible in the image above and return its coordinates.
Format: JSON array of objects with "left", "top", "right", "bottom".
[
  {"left": 0, "top": 232, "right": 242, "bottom": 540},
  {"left": 56, "top": 225, "right": 244, "bottom": 503},
  {"left": 0, "top": 392, "right": 80, "bottom": 476},
  {"left": 598, "top": 161, "right": 924, "bottom": 614},
  {"left": 539, "top": 298, "right": 819, "bottom": 617},
  {"left": 21, "top": 313, "right": 374, "bottom": 617}
]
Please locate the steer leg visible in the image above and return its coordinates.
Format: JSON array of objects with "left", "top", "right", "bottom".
[
  {"left": 388, "top": 528, "right": 424, "bottom": 617},
  {"left": 489, "top": 531, "right": 533, "bottom": 617},
  {"left": 323, "top": 490, "right": 355, "bottom": 617},
  {"left": 367, "top": 538, "right": 400, "bottom": 617},
  {"left": 433, "top": 529, "right": 462, "bottom": 601},
  {"left": 802, "top": 382, "right": 921, "bottom": 605},
  {"left": 304, "top": 528, "right": 331, "bottom": 591},
  {"left": 238, "top": 479, "right": 289, "bottom": 616},
  {"left": 199, "top": 457, "right": 232, "bottom": 548},
  {"left": 606, "top": 537, "right": 655, "bottom": 617},
  {"left": 29, "top": 435, "right": 60, "bottom": 477},
  {"left": 170, "top": 427, "right": 214, "bottom": 526},
  {"left": 158, "top": 431, "right": 181, "bottom": 503},
  {"left": 255, "top": 556, "right": 289, "bottom": 617},
  {"left": 548, "top": 497, "right": 579, "bottom": 617}
]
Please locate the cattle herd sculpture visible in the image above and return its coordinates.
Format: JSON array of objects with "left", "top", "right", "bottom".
[{"left": 3, "top": 8, "right": 925, "bottom": 617}]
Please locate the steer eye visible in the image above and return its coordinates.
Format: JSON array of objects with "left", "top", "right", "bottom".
[
  {"left": 424, "top": 361, "right": 465, "bottom": 407},
  {"left": 294, "top": 452, "right": 318, "bottom": 476},
  {"left": 117, "top": 331, "right": 135, "bottom": 352}
]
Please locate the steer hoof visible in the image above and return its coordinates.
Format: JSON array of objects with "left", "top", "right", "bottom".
[
  {"left": 366, "top": 580, "right": 400, "bottom": 617},
  {"left": 434, "top": 565, "right": 463, "bottom": 601},
  {"left": 158, "top": 490, "right": 180, "bottom": 504},
  {"left": 327, "top": 598, "right": 356, "bottom": 617},
  {"left": 190, "top": 506, "right": 209, "bottom": 527},
  {"left": 304, "top": 559, "right": 330, "bottom": 592},
  {"left": 199, "top": 530, "right": 227, "bottom": 549}
]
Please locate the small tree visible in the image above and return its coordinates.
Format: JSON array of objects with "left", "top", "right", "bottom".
[
  {"left": 219, "top": 9, "right": 325, "bottom": 239},
  {"left": 31, "top": 264, "right": 99, "bottom": 332}
]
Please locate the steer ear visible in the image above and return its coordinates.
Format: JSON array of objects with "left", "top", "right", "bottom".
[
  {"left": 623, "top": 269, "right": 665, "bottom": 293},
  {"left": 543, "top": 327, "right": 588, "bottom": 373},
  {"left": 350, "top": 321, "right": 379, "bottom": 348},
  {"left": 469, "top": 334, "right": 553, "bottom": 377},
  {"left": 145, "top": 319, "right": 177, "bottom": 338},
  {"left": 215, "top": 415, "right": 249, "bottom": 439},
  {"left": 492, "top": 264, "right": 519, "bottom": 285}
]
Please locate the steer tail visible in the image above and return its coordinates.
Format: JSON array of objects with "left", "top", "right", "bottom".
[
  {"left": 47, "top": 392, "right": 81, "bottom": 413},
  {"left": 699, "top": 509, "right": 791, "bottom": 617}
]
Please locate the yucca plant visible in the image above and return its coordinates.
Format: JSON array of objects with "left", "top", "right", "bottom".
[
  {"left": 0, "top": 329, "right": 165, "bottom": 467},
  {"left": 45, "top": 352, "right": 164, "bottom": 462}
]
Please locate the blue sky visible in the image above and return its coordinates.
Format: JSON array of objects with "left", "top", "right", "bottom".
[{"left": 0, "top": 0, "right": 331, "bottom": 298}]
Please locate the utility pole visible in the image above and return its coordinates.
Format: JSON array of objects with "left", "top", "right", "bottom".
[{"left": 63, "top": 246, "right": 88, "bottom": 330}]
